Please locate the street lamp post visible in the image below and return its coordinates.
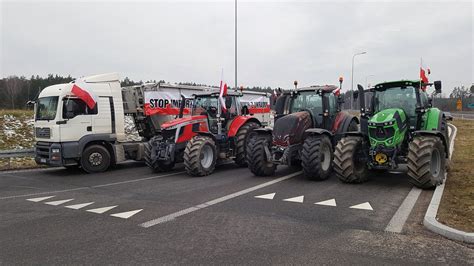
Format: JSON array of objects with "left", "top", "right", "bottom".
[
  {"left": 351, "top": 51, "right": 367, "bottom": 110},
  {"left": 234, "top": 0, "right": 237, "bottom": 91}
]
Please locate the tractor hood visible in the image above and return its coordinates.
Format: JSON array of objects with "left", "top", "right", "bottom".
[
  {"left": 369, "top": 108, "right": 404, "bottom": 124},
  {"left": 272, "top": 111, "right": 312, "bottom": 146},
  {"left": 161, "top": 115, "right": 207, "bottom": 130}
]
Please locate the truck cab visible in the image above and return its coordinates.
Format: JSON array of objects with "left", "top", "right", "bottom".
[{"left": 34, "top": 73, "right": 131, "bottom": 172}]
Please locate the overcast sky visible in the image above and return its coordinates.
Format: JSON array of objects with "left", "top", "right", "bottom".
[{"left": 1, "top": 0, "right": 472, "bottom": 94}]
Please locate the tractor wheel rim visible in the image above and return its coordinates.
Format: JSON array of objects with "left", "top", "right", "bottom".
[
  {"left": 200, "top": 145, "right": 214, "bottom": 169},
  {"left": 89, "top": 152, "right": 103, "bottom": 166},
  {"left": 431, "top": 148, "right": 441, "bottom": 178},
  {"left": 321, "top": 143, "right": 331, "bottom": 171}
]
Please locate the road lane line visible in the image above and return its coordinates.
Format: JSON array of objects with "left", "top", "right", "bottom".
[
  {"left": 0, "top": 171, "right": 185, "bottom": 200},
  {"left": 349, "top": 202, "right": 373, "bottom": 210},
  {"left": 283, "top": 195, "right": 304, "bottom": 203},
  {"left": 86, "top": 205, "right": 118, "bottom": 214},
  {"left": 45, "top": 199, "right": 74, "bottom": 206},
  {"left": 26, "top": 196, "right": 56, "bottom": 202},
  {"left": 110, "top": 209, "right": 143, "bottom": 219},
  {"left": 385, "top": 187, "right": 422, "bottom": 233},
  {"left": 255, "top": 193, "right": 276, "bottom": 200},
  {"left": 139, "top": 171, "right": 303, "bottom": 228}
]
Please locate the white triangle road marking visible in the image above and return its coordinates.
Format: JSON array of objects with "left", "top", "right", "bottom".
[
  {"left": 255, "top": 193, "right": 276, "bottom": 200},
  {"left": 110, "top": 209, "right": 143, "bottom": 219},
  {"left": 315, "top": 198, "right": 337, "bottom": 207},
  {"left": 350, "top": 202, "right": 373, "bottom": 211},
  {"left": 86, "top": 205, "right": 118, "bottom": 214},
  {"left": 26, "top": 196, "right": 55, "bottom": 202},
  {"left": 45, "top": 199, "right": 74, "bottom": 206},
  {"left": 283, "top": 195, "right": 304, "bottom": 203},
  {"left": 65, "top": 202, "right": 94, "bottom": 210}
]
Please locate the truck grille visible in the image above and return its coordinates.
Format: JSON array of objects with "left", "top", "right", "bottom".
[
  {"left": 369, "top": 126, "right": 395, "bottom": 140},
  {"left": 35, "top": 127, "right": 51, "bottom": 138},
  {"left": 35, "top": 142, "right": 52, "bottom": 159}
]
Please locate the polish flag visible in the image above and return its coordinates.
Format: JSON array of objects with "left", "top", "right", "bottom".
[
  {"left": 219, "top": 80, "right": 228, "bottom": 111},
  {"left": 333, "top": 87, "right": 341, "bottom": 96},
  {"left": 71, "top": 79, "right": 98, "bottom": 109}
]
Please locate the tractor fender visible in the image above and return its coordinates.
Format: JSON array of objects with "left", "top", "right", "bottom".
[
  {"left": 333, "top": 112, "right": 359, "bottom": 134},
  {"left": 412, "top": 130, "right": 449, "bottom": 158},
  {"left": 305, "top": 128, "right": 333, "bottom": 138},
  {"left": 228, "top": 116, "right": 261, "bottom": 137}
]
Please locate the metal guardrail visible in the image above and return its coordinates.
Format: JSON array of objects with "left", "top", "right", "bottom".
[{"left": 0, "top": 148, "right": 35, "bottom": 159}]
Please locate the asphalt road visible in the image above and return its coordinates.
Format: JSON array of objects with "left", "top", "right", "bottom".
[{"left": 0, "top": 162, "right": 472, "bottom": 265}]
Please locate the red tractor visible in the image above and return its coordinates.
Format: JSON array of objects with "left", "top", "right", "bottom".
[
  {"left": 247, "top": 84, "right": 358, "bottom": 180},
  {"left": 144, "top": 91, "right": 270, "bottom": 176}
]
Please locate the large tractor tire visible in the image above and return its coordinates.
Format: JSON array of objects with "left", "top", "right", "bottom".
[
  {"left": 234, "top": 121, "right": 260, "bottom": 167},
  {"left": 247, "top": 134, "right": 276, "bottom": 176},
  {"left": 184, "top": 135, "right": 217, "bottom": 176},
  {"left": 301, "top": 135, "right": 333, "bottom": 180},
  {"left": 81, "top": 144, "right": 111, "bottom": 173},
  {"left": 144, "top": 141, "right": 175, "bottom": 173},
  {"left": 407, "top": 136, "right": 446, "bottom": 189},
  {"left": 334, "top": 136, "right": 369, "bottom": 183}
]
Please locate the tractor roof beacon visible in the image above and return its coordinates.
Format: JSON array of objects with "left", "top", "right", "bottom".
[
  {"left": 333, "top": 79, "right": 449, "bottom": 189},
  {"left": 247, "top": 83, "right": 359, "bottom": 180},
  {"left": 144, "top": 90, "right": 271, "bottom": 176}
]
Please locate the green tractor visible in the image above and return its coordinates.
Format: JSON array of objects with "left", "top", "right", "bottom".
[{"left": 334, "top": 80, "right": 449, "bottom": 188}]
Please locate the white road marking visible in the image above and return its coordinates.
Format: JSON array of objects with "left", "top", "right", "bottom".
[
  {"left": 65, "top": 202, "right": 95, "bottom": 210},
  {"left": 140, "top": 171, "right": 302, "bottom": 228},
  {"left": 0, "top": 171, "right": 186, "bottom": 201},
  {"left": 110, "top": 209, "right": 143, "bottom": 219},
  {"left": 283, "top": 195, "right": 304, "bottom": 203},
  {"left": 26, "top": 196, "right": 55, "bottom": 202},
  {"left": 349, "top": 202, "right": 373, "bottom": 211},
  {"left": 45, "top": 199, "right": 74, "bottom": 206},
  {"left": 315, "top": 198, "right": 337, "bottom": 207},
  {"left": 86, "top": 205, "right": 118, "bottom": 214},
  {"left": 255, "top": 193, "right": 276, "bottom": 200},
  {"left": 385, "top": 187, "right": 422, "bottom": 233}
]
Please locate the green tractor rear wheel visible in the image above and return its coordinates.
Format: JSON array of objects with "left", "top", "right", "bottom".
[
  {"left": 407, "top": 136, "right": 446, "bottom": 189},
  {"left": 334, "top": 136, "right": 369, "bottom": 183}
]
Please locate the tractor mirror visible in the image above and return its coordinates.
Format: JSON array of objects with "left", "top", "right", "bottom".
[
  {"left": 434, "top": 80, "right": 442, "bottom": 94},
  {"left": 353, "top": 91, "right": 359, "bottom": 100}
]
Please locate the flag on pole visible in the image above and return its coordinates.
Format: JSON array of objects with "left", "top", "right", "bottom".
[
  {"left": 219, "top": 80, "right": 228, "bottom": 111},
  {"left": 333, "top": 87, "right": 341, "bottom": 96},
  {"left": 420, "top": 58, "right": 429, "bottom": 91},
  {"left": 71, "top": 78, "right": 98, "bottom": 109}
]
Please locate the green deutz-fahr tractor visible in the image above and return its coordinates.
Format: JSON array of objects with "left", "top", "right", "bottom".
[{"left": 334, "top": 79, "right": 449, "bottom": 188}]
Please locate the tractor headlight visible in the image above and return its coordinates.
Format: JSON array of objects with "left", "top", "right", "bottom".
[
  {"left": 51, "top": 148, "right": 60, "bottom": 153},
  {"left": 388, "top": 120, "right": 394, "bottom": 125}
]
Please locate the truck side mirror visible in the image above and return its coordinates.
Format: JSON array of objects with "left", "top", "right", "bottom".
[
  {"left": 434, "top": 80, "right": 442, "bottom": 94},
  {"left": 65, "top": 103, "right": 75, "bottom": 119}
]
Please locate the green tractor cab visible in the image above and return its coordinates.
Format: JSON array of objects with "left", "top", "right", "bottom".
[{"left": 334, "top": 79, "right": 450, "bottom": 188}]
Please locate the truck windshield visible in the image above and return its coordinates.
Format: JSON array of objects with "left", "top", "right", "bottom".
[
  {"left": 36, "top": 96, "right": 59, "bottom": 121},
  {"left": 374, "top": 86, "right": 416, "bottom": 118},
  {"left": 192, "top": 96, "right": 219, "bottom": 116}
]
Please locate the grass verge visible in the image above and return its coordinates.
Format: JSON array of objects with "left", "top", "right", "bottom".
[{"left": 437, "top": 119, "right": 474, "bottom": 232}]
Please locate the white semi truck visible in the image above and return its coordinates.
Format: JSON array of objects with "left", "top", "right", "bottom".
[{"left": 33, "top": 73, "right": 271, "bottom": 173}]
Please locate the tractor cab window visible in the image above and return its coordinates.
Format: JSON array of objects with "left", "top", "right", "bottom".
[
  {"left": 192, "top": 96, "right": 219, "bottom": 117},
  {"left": 326, "top": 93, "right": 337, "bottom": 114},
  {"left": 420, "top": 91, "right": 429, "bottom": 108},
  {"left": 374, "top": 86, "right": 416, "bottom": 120},
  {"left": 290, "top": 91, "right": 323, "bottom": 126}
]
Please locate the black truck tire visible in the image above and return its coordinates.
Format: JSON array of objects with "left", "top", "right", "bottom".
[
  {"left": 81, "top": 144, "right": 111, "bottom": 173},
  {"left": 144, "top": 142, "right": 175, "bottom": 172},
  {"left": 301, "top": 135, "right": 333, "bottom": 180},
  {"left": 234, "top": 121, "right": 260, "bottom": 167},
  {"left": 334, "top": 136, "right": 369, "bottom": 183},
  {"left": 247, "top": 134, "right": 276, "bottom": 176},
  {"left": 407, "top": 136, "right": 446, "bottom": 189},
  {"left": 184, "top": 135, "right": 217, "bottom": 176}
]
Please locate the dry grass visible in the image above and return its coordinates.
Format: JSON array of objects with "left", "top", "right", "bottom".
[{"left": 437, "top": 119, "right": 474, "bottom": 232}]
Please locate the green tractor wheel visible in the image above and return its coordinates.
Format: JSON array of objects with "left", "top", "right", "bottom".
[
  {"left": 407, "top": 136, "right": 446, "bottom": 189},
  {"left": 334, "top": 136, "right": 369, "bottom": 183}
]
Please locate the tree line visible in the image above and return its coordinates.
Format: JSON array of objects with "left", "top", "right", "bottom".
[{"left": 1, "top": 74, "right": 473, "bottom": 110}]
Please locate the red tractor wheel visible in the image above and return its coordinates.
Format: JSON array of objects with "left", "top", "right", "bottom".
[{"left": 184, "top": 135, "right": 217, "bottom": 176}]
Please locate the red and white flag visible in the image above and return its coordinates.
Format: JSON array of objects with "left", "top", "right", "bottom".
[
  {"left": 333, "top": 87, "right": 341, "bottom": 96},
  {"left": 219, "top": 79, "right": 228, "bottom": 111},
  {"left": 420, "top": 58, "right": 430, "bottom": 91},
  {"left": 71, "top": 78, "right": 98, "bottom": 109}
]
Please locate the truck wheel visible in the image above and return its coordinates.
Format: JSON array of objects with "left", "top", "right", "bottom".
[
  {"left": 234, "top": 121, "right": 260, "bottom": 167},
  {"left": 334, "top": 136, "right": 368, "bottom": 183},
  {"left": 81, "top": 145, "right": 111, "bottom": 173},
  {"left": 247, "top": 134, "right": 276, "bottom": 176},
  {"left": 301, "top": 135, "right": 333, "bottom": 180},
  {"left": 144, "top": 142, "right": 175, "bottom": 172},
  {"left": 407, "top": 136, "right": 446, "bottom": 189},
  {"left": 184, "top": 135, "right": 217, "bottom": 176}
]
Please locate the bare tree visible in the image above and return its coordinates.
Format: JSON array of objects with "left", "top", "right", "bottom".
[{"left": 4, "top": 76, "right": 22, "bottom": 109}]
